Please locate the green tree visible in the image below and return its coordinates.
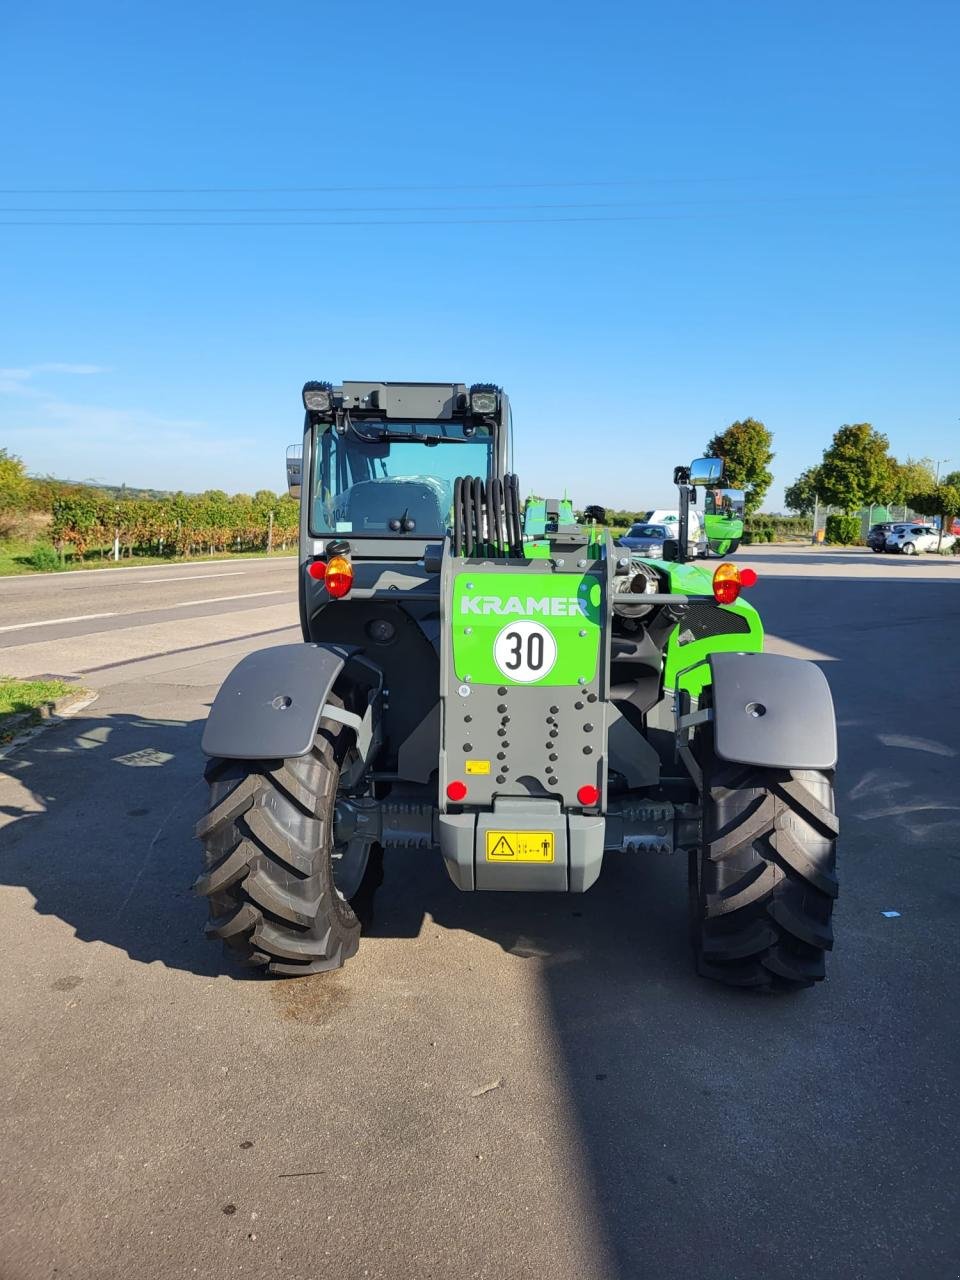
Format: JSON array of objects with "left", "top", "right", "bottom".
[
  {"left": 907, "top": 483, "right": 960, "bottom": 551},
  {"left": 0, "top": 447, "right": 30, "bottom": 514},
  {"left": 704, "top": 418, "right": 774, "bottom": 516},
  {"left": 885, "top": 456, "right": 936, "bottom": 507},
  {"left": 816, "top": 424, "right": 892, "bottom": 514},
  {"left": 783, "top": 466, "right": 823, "bottom": 516}
]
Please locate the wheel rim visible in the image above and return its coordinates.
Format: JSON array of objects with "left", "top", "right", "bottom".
[
  {"left": 903, "top": 542, "right": 915, "bottom": 555},
  {"left": 332, "top": 836, "right": 371, "bottom": 901}
]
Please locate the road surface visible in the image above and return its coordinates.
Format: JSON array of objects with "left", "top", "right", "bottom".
[{"left": 0, "top": 547, "right": 957, "bottom": 1280}]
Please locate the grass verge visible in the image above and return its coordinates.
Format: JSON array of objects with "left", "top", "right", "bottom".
[
  {"left": 0, "top": 543, "right": 298, "bottom": 577},
  {"left": 0, "top": 677, "right": 81, "bottom": 739}
]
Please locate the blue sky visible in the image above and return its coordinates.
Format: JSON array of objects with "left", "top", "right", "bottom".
[{"left": 1, "top": 0, "right": 957, "bottom": 510}]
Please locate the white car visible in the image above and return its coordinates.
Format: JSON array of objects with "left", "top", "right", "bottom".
[{"left": 885, "top": 523, "right": 939, "bottom": 555}]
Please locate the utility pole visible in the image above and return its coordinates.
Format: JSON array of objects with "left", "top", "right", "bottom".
[
  {"left": 934, "top": 457, "right": 950, "bottom": 550},
  {"left": 267, "top": 510, "right": 274, "bottom": 555}
]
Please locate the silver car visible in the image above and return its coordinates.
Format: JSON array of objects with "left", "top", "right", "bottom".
[{"left": 885, "top": 523, "right": 939, "bottom": 555}]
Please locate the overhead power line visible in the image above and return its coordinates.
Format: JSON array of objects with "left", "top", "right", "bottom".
[{"left": 0, "top": 176, "right": 763, "bottom": 195}]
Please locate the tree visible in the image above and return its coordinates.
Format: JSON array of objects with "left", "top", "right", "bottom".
[
  {"left": 816, "top": 424, "right": 892, "bottom": 514},
  {"left": 784, "top": 466, "right": 823, "bottom": 516},
  {"left": 885, "top": 456, "right": 936, "bottom": 507},
  {"left": 907, "top": 483, "right": 960, "bottom": 551},
  {"left": 0, "top": 447, "right": 30, "bottom": 514},
  {"left": 704, "top": 418, "right": 774, "bottom": 516}
]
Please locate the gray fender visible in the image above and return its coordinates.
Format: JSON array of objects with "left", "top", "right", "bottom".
[
  {"left": 707, "top": 652, "right": 837, "bottom": 770},
  {"left": 202, "top": 643, "right": 358, "bottom": 761}
]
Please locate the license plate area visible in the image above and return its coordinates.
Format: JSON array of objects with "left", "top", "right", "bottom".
[{"left": 485, "top": 830, "right": 555, "bottom": 863}]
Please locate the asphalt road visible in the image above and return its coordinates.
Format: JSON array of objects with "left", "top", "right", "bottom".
[{"left": 0, "top": 547, "right": 957, "bottom": 1280}]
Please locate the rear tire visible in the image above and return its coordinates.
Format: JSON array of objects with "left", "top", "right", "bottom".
[
  {"left": 689, "top": 744, "right": 839, "bottom": 991},
  {"left": 195, "top": 702, "right": 368, "bottom": 976},
  {"left": 901, "top": 541, "right": 916, "bottom": 556}
]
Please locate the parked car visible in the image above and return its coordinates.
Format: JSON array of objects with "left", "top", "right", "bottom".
[
  {"left": 616, "top": 522, "right": 676, "bottom": 558},
  {"left": 885, "top": 523, "right": 939, "bottom": 555},
  {"left": 866, "top": 522, "right": 896, "bottom": 552}
]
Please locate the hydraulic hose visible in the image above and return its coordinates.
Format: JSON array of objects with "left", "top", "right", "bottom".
[{"left": 452, "top": 476, "right": 463, "bottom": 556}]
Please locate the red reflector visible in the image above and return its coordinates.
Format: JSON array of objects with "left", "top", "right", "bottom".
[
  {"left": 446, "top": 780, "right": 468, "bottom": 802},
  {"left": 307, "top": 560, "right": 327, "bottom": 581},
  {"left": 739, "top": 567, "right": 758, "bottom": 588},
  {"left": 325, "top": 554, "right": 354, "bottom": 599},
  {"left": 577, "top": 784, "right": 600, "bottom": 807}
]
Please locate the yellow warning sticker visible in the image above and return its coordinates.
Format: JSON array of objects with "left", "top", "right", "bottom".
[
  {"left": 485, "top": 831, "right": 555, "bottom": 863},
  {"left": 465, "top": 759, "right": 491, "bottom": 775}
]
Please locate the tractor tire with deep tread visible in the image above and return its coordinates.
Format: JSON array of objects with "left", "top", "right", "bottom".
[
  {"left": 689, "top": 745, "right": 839, "bottom": 991},
  {"left": 194, "top": 704, "right": 362, "bottom": 976}
]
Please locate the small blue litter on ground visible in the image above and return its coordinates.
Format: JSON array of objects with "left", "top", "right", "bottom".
[{"left": 881, "top": 910, "right": 901, "bottom": 918}]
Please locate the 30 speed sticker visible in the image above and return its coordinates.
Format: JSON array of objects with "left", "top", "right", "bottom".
[{"left": 493, "top": 620, "right": 557, "bottom": 683}]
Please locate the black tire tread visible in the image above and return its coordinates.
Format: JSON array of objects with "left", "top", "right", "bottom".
[
  {"left": 692, "top": 750, "right": 839, "bottom": 992},
  {"left": 194, "top": 704, "right": 361, "bottom": 976}
]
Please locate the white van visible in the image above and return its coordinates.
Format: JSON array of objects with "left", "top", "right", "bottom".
[{"left": 641, "top": 509, "right": 707, "bottom": 557}]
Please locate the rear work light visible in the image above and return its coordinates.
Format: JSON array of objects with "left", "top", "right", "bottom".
[
  {"left": 712, "top": 562, "right": 758, "bottom": 605},
  {"left": 325, "top": 554, "right": 354, "bottom": 599}
]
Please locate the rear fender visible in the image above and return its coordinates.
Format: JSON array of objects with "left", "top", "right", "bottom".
[
  {"left": 201, "top": 642, "right": 382, "bottom": 762},
  {"left": 678, "top": 651, "right": 837, "bottom": 770}
]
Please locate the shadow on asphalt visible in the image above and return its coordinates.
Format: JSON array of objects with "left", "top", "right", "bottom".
[{"left": 1, "top": 570, "right": 957, "bottom": 1277}]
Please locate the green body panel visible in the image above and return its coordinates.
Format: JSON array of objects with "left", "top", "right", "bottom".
[
  {"left": 452, "top": 571, "right": 603, "bottom": 686},
  {"left": 664, "top": 598, "right": 763, "bottom": 695},
  {"left": 630, "top": 557, "right": 764, "bottom": 695},
  {"left": 523, "top": 500, "right": 547, "bottom": 537}
]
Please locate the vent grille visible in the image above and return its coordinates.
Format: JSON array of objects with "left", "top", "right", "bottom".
[{"left": 677, "top": 604, "right": 751, "bottom": 646}]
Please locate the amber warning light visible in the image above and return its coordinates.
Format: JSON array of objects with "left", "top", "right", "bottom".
[
  {"left": 712, "top": 562, "right": 757, "bottom": 605},
  {"left": 306, "top": 554, "right": 354, "bottom": 598}
]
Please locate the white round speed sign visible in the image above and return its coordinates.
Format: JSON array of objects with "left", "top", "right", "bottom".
[{"left": 493, "top": 620, "right": 557, "bottom": 683}]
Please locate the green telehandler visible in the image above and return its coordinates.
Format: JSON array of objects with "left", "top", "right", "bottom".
[{"left": 196, "top": 381, "right": 838, "bottom": 990}]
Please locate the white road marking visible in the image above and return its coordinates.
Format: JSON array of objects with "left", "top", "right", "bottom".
[
  {"left": 136, "top": 572, "right": 245, "bottom": 583},
  {"left": 166, "top": 589, "right": 292, "bottom": 608},
  {"left": 0, "top": 555, "right": 295, "bottom": 585},
  {"left": 0, "top": 611, "right": 117, "bottom": 633},
  {"left": 0, "top": 590, "right": 292, "bottom": 637}
]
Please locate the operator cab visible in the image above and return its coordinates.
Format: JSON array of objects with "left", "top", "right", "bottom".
[{"left": 293, "top": 381, "right": 510, "bottom": 547}]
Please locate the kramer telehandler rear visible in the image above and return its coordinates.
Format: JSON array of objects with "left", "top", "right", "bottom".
[{"left": 196, "top": 381, "right": 838, "bottom": 990}]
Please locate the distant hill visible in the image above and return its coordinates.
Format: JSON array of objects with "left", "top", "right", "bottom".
[{"left": 28, "top": 475, "right": 194, "bottom": 500}]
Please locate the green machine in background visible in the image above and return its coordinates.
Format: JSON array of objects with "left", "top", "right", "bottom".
[{"left": 702, "top": 487, "right": 745, "bottom": 555}]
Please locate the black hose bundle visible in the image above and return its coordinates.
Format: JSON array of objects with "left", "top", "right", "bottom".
[{"left": 452, "top": 473, "right": 524, "bottom": 558}]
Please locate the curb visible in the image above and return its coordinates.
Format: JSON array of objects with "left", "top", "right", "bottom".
[{"left": 0, "top": 689, "right": 99, "bottom": 759}]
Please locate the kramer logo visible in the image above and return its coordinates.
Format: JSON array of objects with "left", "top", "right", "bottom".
[{"left": 460, "top": 595, "right": 588, "bottom": 617}]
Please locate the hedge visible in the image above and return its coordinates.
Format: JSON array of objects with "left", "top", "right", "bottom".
[{"left": 824, "top": 513, "right": 862, "bottom": 545}]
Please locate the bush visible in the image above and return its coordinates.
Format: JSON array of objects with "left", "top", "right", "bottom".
[
  {"left": 763, "top": 528, "right": 775, "bottom": 542},
  {"left": 29, "top": 543, "right": 61, "bottom": 572},
  {"left": 741, "top": 530, "right": 754, "bottom": 544},
  {"left": 824, "top": 514, "right": 862, "bottom": 545}
]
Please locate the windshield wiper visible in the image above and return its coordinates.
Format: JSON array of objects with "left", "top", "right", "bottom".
[{"left": 351, "top": 427, "right": 471, "bottom": 446}]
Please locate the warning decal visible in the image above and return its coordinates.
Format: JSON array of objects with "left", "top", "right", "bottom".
[{"left": 485, "top": 830, "right": 555, "bottom": 863}]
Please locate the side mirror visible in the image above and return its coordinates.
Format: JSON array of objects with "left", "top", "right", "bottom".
[
  {"left": 688, "top": 457, "right": 724, "bottom": 486},
  {"left": 286, "top": 444, "right": 303, "bottom": 498}
]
